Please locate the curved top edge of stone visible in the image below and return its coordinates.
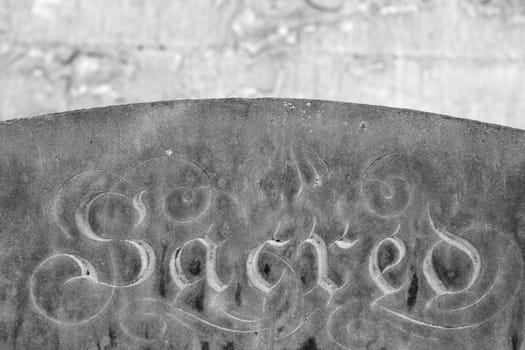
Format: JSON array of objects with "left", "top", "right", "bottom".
[{"left": 0, "top": 97, "right": 522, "bottom": 134}]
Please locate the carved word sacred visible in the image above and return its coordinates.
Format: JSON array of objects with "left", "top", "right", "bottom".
[{"left": 29, "top": 150, "right": 522, "bottom": 348}]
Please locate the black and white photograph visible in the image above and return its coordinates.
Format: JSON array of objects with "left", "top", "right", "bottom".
[{"left": 1, "top": 1, "right": 525, "bottom": 349}]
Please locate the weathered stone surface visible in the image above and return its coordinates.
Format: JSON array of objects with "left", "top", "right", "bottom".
[{"left": 0, "top": 98, "right": 524, "bottom": 349}]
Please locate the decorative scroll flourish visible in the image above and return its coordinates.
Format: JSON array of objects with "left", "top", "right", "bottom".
[
  {"left": 369, "top": 209, "right": 523, "bottom": 339},
  {"left": 422, "top": 207, "right": 481, "bottom": 299},
  {"left": 360, "top": 154, "right": 412, "bottom": 218},
  {"left": 29, "top": 253, "right": 115, "bottom": 325},
  {"left": 30, "top": 149, "right": 524, "bottom": 348}
]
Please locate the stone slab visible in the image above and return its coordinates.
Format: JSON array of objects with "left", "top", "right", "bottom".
[{"left": 0, "top": 98, "right": 524, "bottom": 349}]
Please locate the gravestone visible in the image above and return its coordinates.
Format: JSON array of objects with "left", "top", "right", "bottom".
[{"left": 0, "top": 99, "right": 524, "bottom": 349}]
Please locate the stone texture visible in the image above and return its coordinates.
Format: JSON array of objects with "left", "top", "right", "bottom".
[
  {"left": 1, "top": 1, "right": 525, "bottom": 128},
  {"left": 1, "top": 98, "right": 525, "bottom": 349}
]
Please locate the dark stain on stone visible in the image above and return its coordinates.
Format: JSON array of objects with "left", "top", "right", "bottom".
[
  {"left": 188, "top": 260, "right": 201, "bottom": 276},
  {"left": 263, "top": 263, "right": 271, "bottom": 275},
  {"left": 234, "top": 283, "right": 242, "bottom": 307},
  {"left": 192, "top": 291, "right": 204, "bottom": 312},
  {"left": 0, "top": 321, "right": 7, "bottom": 342},
  {"left": 200, "top": 342, "right": 209, "bottom": 350},
  {"left": 511, "top": 332, "right": 521, "bottom": 350},
  {"left": 11, "top": 311, "right": 24, "bottom": 350},
  {"left": 158, "top": 244, "right": 169, "bottom": 298},
  {"left": 406, "top": 266, "right": 418, "bottom": 310},
  {"left": 298, "top": 337, "right": 318, "bottom": 350},
  {"left": 509, "top": 297, "right": 524, "bottom": 350},
  {"left": 222, "top": 341, "right": 234, "bottom": 350},
  {"left": 108, "top": 327, "right": 118, "bottom": 347},
  {"left": 129, "top": 255, "right": 142, "bottom": 280}
]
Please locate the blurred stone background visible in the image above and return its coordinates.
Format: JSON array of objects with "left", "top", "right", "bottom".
[{"left": 0, "top": 0, "right": 524, "bottom": 128}]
